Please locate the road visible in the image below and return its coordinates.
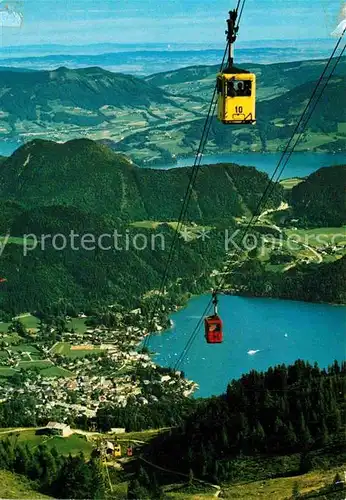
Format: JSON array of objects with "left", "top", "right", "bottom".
[
  {"left": 301, "top": 242, "right": 323, "bottom": 263},
  {"left": 0, "top": 427, "right": 37, "bottom": 435},
  {"left": 258, "top": 202, "right": 289, "bottom": 223}
]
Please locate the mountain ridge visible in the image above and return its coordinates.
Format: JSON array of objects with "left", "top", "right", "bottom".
[{"left": 0, "top": 139, "right": 284, "bottom": 221}]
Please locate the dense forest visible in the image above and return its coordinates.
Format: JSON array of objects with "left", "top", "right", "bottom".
[
  {"left": 0, "top": 138, "right": 285, "bottom": 315},
  {"left": 0, "top": 139, "right": 284, "bottom": 220},
  {"left": 291, "top": 165, "right": 346, "bottom": 227},
  {"left": 141, "top": 361, "right": 346, "bottom": 484},
  {"left": 0, "top": 142, "right": 344, "bottom": 314},
  {"left": 227, "top": 256, "right": 346, "bottom": 304},
  {"left": 0, "top": 211, "right": 228, "bottom": 315}
]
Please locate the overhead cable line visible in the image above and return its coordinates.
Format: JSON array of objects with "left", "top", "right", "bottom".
[
  {"left": 173, "top": 28, "right": 345, "bottom": 370},
  {"left": 144, "top": 4, "right": 249, "bottom": 348},
  {"left": 143, "top": 43, "right": 229, "bottom": 348}
]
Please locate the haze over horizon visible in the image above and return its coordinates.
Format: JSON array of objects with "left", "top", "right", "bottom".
[{"left": 0, "top": 0, "right": 342, "bottom": 48}]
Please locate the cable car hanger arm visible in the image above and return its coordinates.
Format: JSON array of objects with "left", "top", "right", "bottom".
[{"left": 226, "top": 8, "right": 239, "bottom": 70}]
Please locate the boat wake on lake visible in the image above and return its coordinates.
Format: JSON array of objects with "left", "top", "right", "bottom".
[{"left": 247, "top": 349, "right": 261, "bottom": 355}]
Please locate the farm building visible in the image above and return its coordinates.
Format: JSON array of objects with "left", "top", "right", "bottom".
[{"left": 38, "top": 422, "right": 73, "bottom": 437}]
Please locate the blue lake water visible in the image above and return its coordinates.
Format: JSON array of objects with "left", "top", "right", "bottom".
[
  {"left": 0, "top": 140, "right": 23, "bottom": 157},
  {"left": 1, "top": 142, "right": 345, "bottom": 181},
  {"left": 154, "top": 152, "right": 346, "bottom": 179},
  {"left": 147, "top": 295, "right": 346, "bottom": 398}
]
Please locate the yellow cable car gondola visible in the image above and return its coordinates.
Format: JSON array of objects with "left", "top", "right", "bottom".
[{"left": 217, "top": 9, "right": 256, "bottom": 125}]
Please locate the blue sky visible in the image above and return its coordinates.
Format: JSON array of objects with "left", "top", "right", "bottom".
[{"left": 0, "top": 0, "right": 342, "bottom": 47}]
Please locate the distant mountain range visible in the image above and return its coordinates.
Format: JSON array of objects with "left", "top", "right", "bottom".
[
  {"left": 1, "top": 57, "right": 345, "bottom": 163},
  {"left": 0, "top": 39, "right": 340, "bottom": 75}
]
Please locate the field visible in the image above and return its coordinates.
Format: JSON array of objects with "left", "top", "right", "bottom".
[
  {"left": 221, "top": 465, "right": 346, "bottom": 499},
  {"left": 279, "top": 177, "right": 304, "bottom": 189},
  {"left": 45, "top": 434, "right": 93, "bottom": 457},
  {"left": 0, "top": 429, "right": 93, "bottom": 457},
  {"left": 0, "top": 236, "right": 36, "bottom": 246},
  {"left": 68, "top": 317, "right": 88, "bottom": 334},
  {"left": 17, "top": 360, "right": 53, "bottom": 370},
  {"left": 0, "top": 426, "right": 344, "bottom": 499},
  {"left": 131, "top": 221, "right": 213, "bottom": 240},
  {"left": 40, "top": 366, "right": 74, "bottom": 378},
  {"left": 0, "top": 367, "right": 18, "bottom": 377},
  {"left": 50, "top": 341, "right": 101, "bottom": 358},
  {"left": 0, "top": 313, "right": 40, "bottom": 333}
]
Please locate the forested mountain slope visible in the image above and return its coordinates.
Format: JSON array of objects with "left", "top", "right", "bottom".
[
  {"left": 0, "top": 139, "right": 284, "bottom": 221},
  {"left": 291, "top": 165, "right": 346, "bottom": 226}
]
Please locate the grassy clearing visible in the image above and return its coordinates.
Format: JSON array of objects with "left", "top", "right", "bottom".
[
  {"left": 280, "top": 177, "right": 304, "bottom": 189},
  {"left": 0, "top": 470, "right": 53, "bottom": 499},
  {"left": 130, "top": 220, "right": 163, "bottom": 229},
  {"left": 40, "top": 366, "right": 75, "bottom": 378},
  {"left": 0, "top": 236, "right": 36, "bottom": 246},
  {"left": 50, "top": 342, "right": 71, "bottom": 355},
  {"left": 221, "top": 463, "right": 346, "bottom": 499},
  {"left": 45, "top": 434, "right": 93, "bottom": 457},
  {"left": 0, "top": 323, "right": 12, "bottom": 333},
  {"left": 0, "top": 367, "right": 18, "bottom": 377},
  {"left": 0, "top": 314, "right": 40, "bottom": 334},
  {"left": 10, "top": 344, "right": 40, "bottom": 354},
  {"left": 17, "top": 360, "right": 53, "bottom": 370},
  {"left": 0, "top": 430, "right": 45, "bottom": 448},
  {"left": 50, "top": 341, "right": 101, "bottom": 358},
  {"left": 68, "top": 317, "right": 88, "bottom": 334},
  {"left": 0, "top": 430, "right": 94, "bottom": 457}
]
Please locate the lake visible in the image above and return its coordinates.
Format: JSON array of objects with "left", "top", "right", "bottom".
[
  {"left": 147, "top": 295, "right": 346, "bottom": 398},
  {"left": 153, "top": 152, "right": 346, "bottom": 179},
  {"left": 1, "top": 142, "right": 344, "bottom": 180},
  {"left": 0, "top": 140, "right": 23, "bottom": 157}
]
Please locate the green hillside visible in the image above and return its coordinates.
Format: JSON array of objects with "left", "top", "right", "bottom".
[
  {"left": 0, "top": 66, "right": 205, "bottom": 149},
  {"left": 145, "top": 56, "right": 346, "bottom": 102},
  {"left": 135, "top": 361, "right": 346, "bottom": 498},
  {"left": 0, "top": 139, "right": 285, "bottom": 314},
  {"left": 0, "top": 140, "right": 344, "bottom": 314},
  {"left": 291, "top": 165, "right": 346, "bottom": 226},
  {"left": 0, "top": 66, "right": 170, "bottom": 118},
  {"left": 1, "top": 58, "right": 345, "bottom": 164},
  {"left": 117, "top": 76, "right": 346, "bottom": 158},
  {"left": 0, "top": 469, "right": 52, "bottom": 499},
  {"left": 0, "top": 139, "right": 283, "bottom": 220}
]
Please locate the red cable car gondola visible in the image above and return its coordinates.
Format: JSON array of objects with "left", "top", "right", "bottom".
[{"left": 204, "top": 291, "right": 223, "bottom": 344}]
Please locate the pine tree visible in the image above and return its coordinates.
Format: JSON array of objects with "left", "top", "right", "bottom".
[
  {"left": 138, "top": 465, "right": 150, "bottom": 489},
  {"left": 221, "top": 425, "right": 229, "bottom": 449},
  {"left": 127, "top": 479, "right": 151, "bottom": 499},
  {"left": 89, "top": 457, "right": 106, "bottom": 499},
  {"left": 292, "top": 481, "right": 300, "bottom": 498},
  {"left": 188, "top": 468, "right": 194, "bottom": 485},
  {"left": 299, "top": 452, "right": 312, "bottom": 474}
]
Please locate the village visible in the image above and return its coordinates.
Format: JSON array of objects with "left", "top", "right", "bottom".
[{"left": 0, "top": 309, "right": 198, "bottom": 424}]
